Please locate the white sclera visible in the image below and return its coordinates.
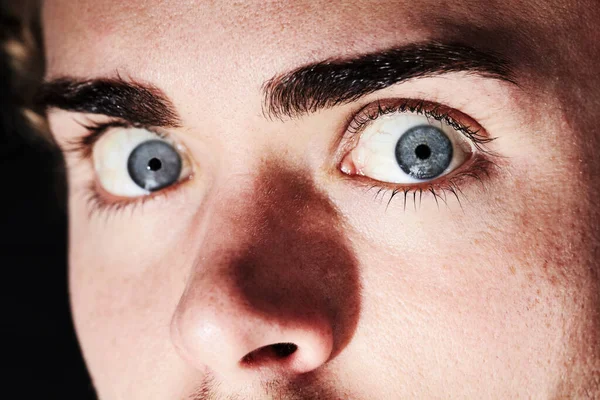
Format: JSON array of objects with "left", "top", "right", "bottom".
[
  {"left": 93, "top": 127, "right": 168, "bottom": 197},
  {"left": 348, "top": 114, "right": 470, "bottom": 184}
]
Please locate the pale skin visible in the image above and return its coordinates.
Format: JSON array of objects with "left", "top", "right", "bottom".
[{"left": 42, "top": 0, "right": 600, "bottom": 399}]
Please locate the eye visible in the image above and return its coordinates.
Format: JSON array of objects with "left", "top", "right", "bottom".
[
  {"left": 340, "top": 103, "right": 474, "bottom": 185},
  {"left": 92, "top": 126, "right": 193, "bottom": 197}
]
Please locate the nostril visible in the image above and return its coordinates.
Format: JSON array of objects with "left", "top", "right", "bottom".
[
  {"left": 271, "top": 343, "right": 298, "bottom": 358},
  {"left": 241, "top": 343, "right": 298, "bottom": 366}
]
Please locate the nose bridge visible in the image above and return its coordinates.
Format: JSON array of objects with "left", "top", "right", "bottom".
[
  {"left": 228, "top": 166, "right": 358, "bottom": 331},
  {"left": 171, "top": 163, "right": 361, "bottom": 377}
]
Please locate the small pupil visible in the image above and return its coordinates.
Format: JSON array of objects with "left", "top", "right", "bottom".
[
  {"left": 415, "top": 144, "right": 431, "bottom": 160},
  {"left": 147, "top": 158, "right": 162, "bottom": 171}
]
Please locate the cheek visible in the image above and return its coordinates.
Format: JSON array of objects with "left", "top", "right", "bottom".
[
  {"left": 345, "top": 228, "right": 577, "bottom": 395},
  {"left": 335, "top": 149, "right": 598, "bottom": 393},
  {"left": 68, "top": 214, "right": 194, "bottom": 398}
]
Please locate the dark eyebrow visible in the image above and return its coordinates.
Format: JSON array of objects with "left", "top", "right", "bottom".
[
  {"left": 36, "top": 42, "right": 514, "bottom": 126},
  {"left": 263, "top": 41, "right": 516, "bottom": 119},
  {"left": 35, "top": 77, "right": 181, "bottom": 127}
]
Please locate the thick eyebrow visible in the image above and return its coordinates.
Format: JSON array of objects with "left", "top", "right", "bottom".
[
  {"left": 36, "top": 42, "right": 514, "bottom": 126},
  {"left": 35, "top": 77, "right": 181, "bottom": 127},
  {"left": 263, "top": 41, "right": 516, "bottom": 119}
]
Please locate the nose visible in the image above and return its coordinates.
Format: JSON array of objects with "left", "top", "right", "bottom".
[
  {"left": 170, "top": 167, "right": 360, "bottom": 380},
  {"left": 172, "top": 277, "right": 335, "bottom": 376}
]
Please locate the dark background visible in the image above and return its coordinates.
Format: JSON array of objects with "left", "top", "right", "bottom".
[{"left": 1, "top": 2, "right": 95, "bottom": 398}]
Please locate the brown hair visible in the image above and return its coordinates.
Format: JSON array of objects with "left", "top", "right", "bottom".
[{"left": 1, "top": 0, "right": 47, "bottom": 142}]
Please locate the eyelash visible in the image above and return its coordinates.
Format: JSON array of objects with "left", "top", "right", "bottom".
[
  {"left": 341, "top": 98, "right": 499, "bottom": 210},
  {"left": 71, "top": 98, "right": 498, "bottom": 217},
  {"left": 82, "top": 179, "right": 177, "bottom": 220},
  {"left": 352, "top": 156, "right": 496, "bottom": 211},
  {"left": 347, "top": 98, "right": 494, "bottom": 150},
  {"left": 68, "top": 120, "right": 168, "bottom": 159}
]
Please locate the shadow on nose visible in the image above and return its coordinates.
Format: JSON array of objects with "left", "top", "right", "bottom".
[
  {"left": 172, "top": 164, "right": 362, "bottom": 379},
  {"left": 232, "top": 165, "right": 362, "bottom": 368}
]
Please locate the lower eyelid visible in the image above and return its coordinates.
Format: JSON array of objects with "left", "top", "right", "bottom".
[
  {"left": 82, "top": 170, "right": 195, "bottom": 219},
  {"left": 340, "top": 151, "right": 499, "bottom": 210}
]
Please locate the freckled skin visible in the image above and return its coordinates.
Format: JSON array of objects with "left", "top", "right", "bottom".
[{"left": 43, "top": 0, "right": 600, "bottom": 398}]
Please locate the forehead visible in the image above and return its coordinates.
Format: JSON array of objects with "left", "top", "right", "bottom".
[{"left": 42, "top": 0, "right": 583, "bottom": 80}]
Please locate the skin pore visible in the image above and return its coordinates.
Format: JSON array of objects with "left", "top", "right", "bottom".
[{"left": 42, "top": 0, "right": 600, "bottom": 399}]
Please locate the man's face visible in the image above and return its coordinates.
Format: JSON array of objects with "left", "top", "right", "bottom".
[{"left": 42, "top": 0, "right": 600, "bottom": 398}]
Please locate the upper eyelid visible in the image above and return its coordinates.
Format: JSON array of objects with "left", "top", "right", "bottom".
[
  {"left": 344, "top": 99, "right": 494, "bottom": 149},
  {"left": 63, "top": 119, "right": 166, "bottom": 160}
]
